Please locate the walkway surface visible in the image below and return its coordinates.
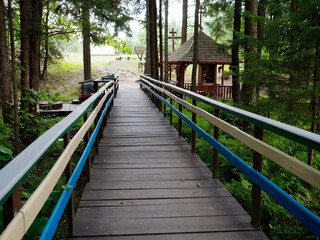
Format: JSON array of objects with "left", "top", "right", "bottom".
[{"left": 71, "top": 85, "right": 267, "bottom": 239}]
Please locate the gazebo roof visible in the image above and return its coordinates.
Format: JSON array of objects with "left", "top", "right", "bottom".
[{"left": 168, "top": 31, "right": 232, "bottom": 64}]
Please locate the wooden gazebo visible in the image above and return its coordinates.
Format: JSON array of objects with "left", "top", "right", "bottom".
[{"left": 168, "top": 31, "right": 232, "bottom": 99}]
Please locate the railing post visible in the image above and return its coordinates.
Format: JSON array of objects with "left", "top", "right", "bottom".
[
  {"left": 83, "top": 112, "right": 91, "bottom": 182},
  {"left": 64, "top": 131, "right": 74, "bottom": 236},
  {"left": 3, "top": 185, "right": 21, "bottom": 228},
  {"left": 212, "top": 109, "right": 220, "bottom": 179},
  {"left": 170, "top": 98, "right": 173, "bottom": 124},
  {"left": 191, "top": 99, "right": 197, "bottom": 153},
  {"left": 163, "top": 91, "right": 166, "bottom": 118},
  {"left": 251, "top": 125, "right": 263, "bottom": 228},
  {"left": 178, "top": 93, "right": 183, "bottom": 136}
]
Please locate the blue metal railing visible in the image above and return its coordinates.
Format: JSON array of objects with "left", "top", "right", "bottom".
[{"left": 140, "top": 80, "right": 320, "bottom": 237}]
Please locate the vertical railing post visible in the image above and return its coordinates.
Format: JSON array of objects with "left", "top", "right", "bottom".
[
  {"left": 170, "top": 98, "right": 173, "bottom": 124},
  {"left": 251, "top": 125, "right": 264, "bottom": 228},
  {"left": 212, "top": 109, "right": 220, "bottom": 179},
  {"left": 64, "top": 131, "right": 74, "bottom": 236},
  {"left": 163, "top": 90, "right": 166, "bottom": 118},
  {"left": 93, "top": 84, "right": 99, "bottom": 153},
  {"left": 83, "top": 112, "right": 91, "bottom": 182},
  {"left": 191, "top": 99, "right": 197, "bottom": 153},
  {"left": 3, "top": 185, "right": 21, "bottom": 228},
  {"left": 178, "top": 93, "right": 183, "bottom": 136}
]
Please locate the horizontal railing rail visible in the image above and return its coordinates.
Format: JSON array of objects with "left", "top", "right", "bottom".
[
  {"left": 0, "top": 77, "right": 119, "bottom": 239},
  {"left": 140, "top": 75, "right": 320, "bottom": 237},
  {"left": 142, "top": 75, "right": 320, "bottom": 152}
]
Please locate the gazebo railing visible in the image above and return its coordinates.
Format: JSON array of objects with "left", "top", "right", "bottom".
[{"left": 184, "top": 83, "right": 232, "bottom": 99}]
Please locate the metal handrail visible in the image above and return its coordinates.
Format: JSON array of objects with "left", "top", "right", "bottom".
[
  {"left": 0, "top": 81, "right": 114, "bottom": 206},
  {"left": 141, "top": 75, "right": 320, "bottom": 152}
]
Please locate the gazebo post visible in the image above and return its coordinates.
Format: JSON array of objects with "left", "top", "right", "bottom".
[{"left": 222, "top": 64, "right": 225, "bottom": 85}]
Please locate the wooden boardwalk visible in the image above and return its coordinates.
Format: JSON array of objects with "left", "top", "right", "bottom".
[{"left": 71, "top": 86, "right": 267, "bottom": 240}]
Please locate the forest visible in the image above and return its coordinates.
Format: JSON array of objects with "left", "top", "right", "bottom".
[{"left": 0, "top": 0, "right": 320, "bottom": 239}]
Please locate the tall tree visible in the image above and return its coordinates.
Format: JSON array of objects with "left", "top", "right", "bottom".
[
  {"left": 41, "top": 0, "right": 50, "bottom": 80},
  {"left": 82, "top": 0, "right": 91, "bottom": 80},
  {"left": 159, "top": 0, "right": 163, "bottom": 81},
  {"left": 240, "top": 0, "right": 258, "bottom": 104},
  {"left": 181, "top": 0, "right": 188, "bottom": 44},
  {"left": 164, "top": 0, "right": 168, "bottom": 82},
  {"left": 20, "top": 0, "right": 31, "bottom": 108},
  {"left": 8, "top": 0, "right": 19, "bottom": 153},
  {"left": 145, "top": 0, "right": 151, "bottom": 74},
  {"left": 0, "top": 0, "right": 11, "bottom": 124},
  {"left": 29, "top": 0, "right": 43, "bottom": 105},
  {"left": 149, "top": 0, "right": 158, "bottom": 79},
  {"left": 232, "top": 0, "right": 241, "bottom": 104},
  {"left": 191, "top": 0, "right": 200, "bottom": 92}
]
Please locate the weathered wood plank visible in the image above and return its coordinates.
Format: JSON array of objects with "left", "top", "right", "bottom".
[
  {"left": 81, "top": 188, "right": 231, "bottom": 201},
  {"left": 70, "top": 231, "right": 268, "bottom": 240},
  {"left": 84, "top": 179, "right": 223, "bottom": 190},
  {"left": 73, "top": 215, "right": 256, "bottom": 236}
]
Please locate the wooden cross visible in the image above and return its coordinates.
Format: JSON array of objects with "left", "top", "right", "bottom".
[
  {"left": 168, "top": 28, "right": 181, "bottom": 52},
  {"left": 199, "top": 5, "right": 206, "bottom": 30}
]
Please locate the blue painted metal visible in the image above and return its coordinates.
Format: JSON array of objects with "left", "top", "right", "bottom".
[
  {"left": 140, "top": 80, "right": 320, "bottom": 237},
  {"left": 40, "top": 93, "right": 114, "bottom": 240},
  {"left": 82, "top": 84, "right": 93, "bottom": 90}
]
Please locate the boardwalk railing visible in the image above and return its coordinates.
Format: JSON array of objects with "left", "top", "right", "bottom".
[
  {"left": 140, "top": 75, "right": 320, "bottom": 237},
  {"left": 184, "top": 83, "right": 232, "bottom": 99},
  {"left": 0, "top": 77, "right": 119, "bottom": 240}
]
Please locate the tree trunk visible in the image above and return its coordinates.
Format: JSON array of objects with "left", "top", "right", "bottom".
[
  {"left": 159, "top": 0, "right": 163, "bottom": 81},
  {"left": 232, "top": 0, "right": 241, "bottom": 104},
  {"left": 41, "top": 0, "right": 50, "bottom": 80},
  {"left": 82, "top": 0, "right": 91, "bottom": 80},
  {"left": 149, "top": 0, "right": 158, "bottom": 79},
  {"left": 29, "top": 0, "right": 43, "bottom": 114},
  {"left": 181, "top": 0, "right": 188, "bottom": 44},
  {"left": 20, "top": 0, "right": 31, "bottom": 107},
  {"left": 145, "top": 0, "right": 151, "bottom": 75},
  {"left": 0, "top": 0, "right": 11, "bottom": 125},
  {"left": 164, "top": 0, "right": 168, "bottom": 82},
  {"left": 8, "top": 0, "right": 19, "bottom": 153},
  {"left": 308, "top": 27, "right": 320, "bottom": 167},
  {"left": 191, "top": 0, "right": 199, "bottom": 93},
  {"left": 241, "top": 0, "right": 258, "bottom": 105}
]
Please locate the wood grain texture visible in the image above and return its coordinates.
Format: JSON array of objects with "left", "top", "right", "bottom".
[{"left": 72, "top": 86, "right": 267, "bottom": 239}]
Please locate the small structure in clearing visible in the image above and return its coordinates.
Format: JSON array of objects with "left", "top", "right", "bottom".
[{"left": 168, "top": 31, "right": 232, "bottom": 99}]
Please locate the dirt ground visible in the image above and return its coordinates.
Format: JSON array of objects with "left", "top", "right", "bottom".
[{"left": 94, "top": 59, "right": 142, "bottom": 86}]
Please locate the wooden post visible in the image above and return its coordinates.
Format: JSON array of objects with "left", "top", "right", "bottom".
[
  {"left": 191, "top": 99, "right": 197, "bottom": 152},
  {"left": 163, "top": 92, "right": 166, "bottom": 118},
  {"left": 251, "top": 125, "right": 263, "bottom": 228},
  {"left": 178, "top": 93, "right": 182, "bottom": 136},
  {"left": 170, "top": 98, "right": 173, "bottom": 124},
  {"left": 212, "top": 109, "right": 220, "bottom": 179},
  {"left": 64, "top": 131, "right": 74, "bottom": 236},
  {"left": 83, "top": 112, "right": 91, "bottom": 182},
  {"left": 3, "top": 185, "right": 21, "bottom": 228}
]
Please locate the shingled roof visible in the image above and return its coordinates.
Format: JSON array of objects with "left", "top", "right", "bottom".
[{"left": 168, "top": 31, "right": 232, "bottom": 64}]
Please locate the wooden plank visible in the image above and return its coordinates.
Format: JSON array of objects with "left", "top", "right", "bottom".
[
  {"left": 85, "top": 179, "right": 223, "bottom": 190},
  {"left": 73, "top": 215, "right": 256, "bottom": 236},
  {"left": 81, "top": 188, "right": 231, "bottom": 201},
  {"left": 99, "top": 137, "right": 186, "bottom": 146},
  {"left": 75, "top": 202, "right": 247, "bottom": 219},
  {"left": 70, "top": 231, "right": 268, "bottom": 240},
  {"left": 98, "top": 145, "right": 191, "bottom": 152},
  {"left": 92, "top": 162, "right": 206, "bottom": 168},
  {"left": 79, "top": 196, "right": 237, "bottom": 207}
]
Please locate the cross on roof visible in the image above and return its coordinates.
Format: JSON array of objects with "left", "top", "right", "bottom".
[
  {"left": 168, "top": 28, "right": 181, "bottom": 52},
  {"left": 199, "top": 5, "right": 206, "bottom": 30}
]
